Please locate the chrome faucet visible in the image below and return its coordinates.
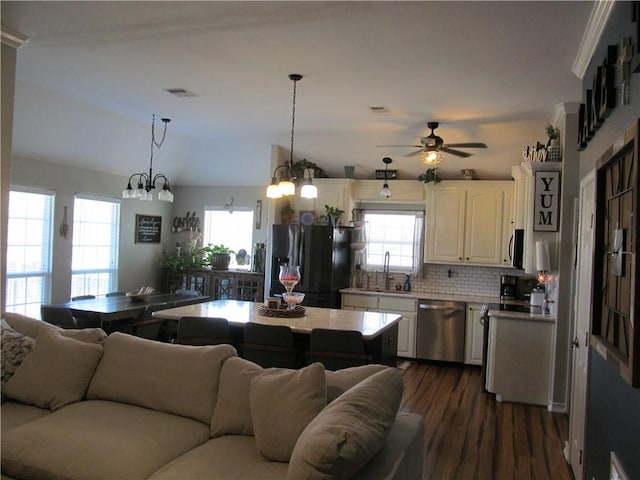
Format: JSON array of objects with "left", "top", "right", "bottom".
[{"left": 383, "top": 251, "right": 391, "bottom": 290}]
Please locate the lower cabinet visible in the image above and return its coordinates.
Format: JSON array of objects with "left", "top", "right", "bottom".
[
  {"left": 464, "top": 303, "right": 485, "bottom": 365},
  {"left": 166, "top": 269, "right": 265, "bottom": 302},
  {"left": 342, "top": 293, "right": 417, "bottom": 358}
]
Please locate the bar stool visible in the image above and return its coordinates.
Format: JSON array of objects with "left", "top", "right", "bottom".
[
  {"left": 173, "top": 316, "right": 230, "bottom": 346},
  {"left": 306, "top": 328, "right": 372, "bottom": 370},
  {"left": 241, "top": 323, "right": 302, "bottom": 369}
]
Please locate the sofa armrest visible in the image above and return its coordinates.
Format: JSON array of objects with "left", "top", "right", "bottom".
[{"left": 352, "top": 412, "right": 424, "bottom": 480}]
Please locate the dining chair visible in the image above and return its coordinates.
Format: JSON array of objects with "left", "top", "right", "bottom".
[
  {"left": 173, "top": 316, "right": 230, "bottom": 346},
  {"left": 127, "top": 303, "right": 175, "bottom": 342},
  {"left": 40, "top": 306, "right": 79, "bottom": 329},
  {"left": 306, "top": 328, "right": 373, "bottom": 370},
  {"left": 241, "top": 323, "right": 302, "bottom": 369},
  {"left": 105, "top": 291, "right": 126, "bottom": 297},
  {"left": 71, "top": 295, "right": 96, "bottom": 301}
]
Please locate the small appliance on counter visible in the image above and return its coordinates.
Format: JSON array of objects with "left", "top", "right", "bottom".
[
  {"left": 530, "top": 286, "right": 545, "bottom": 307},
  {"left": 500, "top": 275, "right": 517, "bottom": 300}
]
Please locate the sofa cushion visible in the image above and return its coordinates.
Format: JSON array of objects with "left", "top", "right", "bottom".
[
  {"left": 1, "top": 400, "right": 210, "bottom": 480},
  {"left": 250, "top": 362, "right": 326, "bottom": 462},
  {"left": 210, "top": 357, "right": 263, "bottom": 437},
  {"left": 0, "top": 402, "right": 51, "bottom": 435},
  {"left": 210, "top": 359, "right": 388, "bottom": 438},
  {"left": 1, "top": 319, "right": 36, "bottom": 390},
  {"left": 3, "top": 311, "right": 107, "bottom": 344},
  {"left": 86, "top": 332, "right": 236, "bottom": 423},
  {"left": 287, "top": 367, "right": 403, "bottom": 480},
  {"left": 149, "top": 435, "right": 290, "bottom": 480},
  {"left": 325, "top": 363, "right": 388, "bottom": 403},
  {"left": 4, "top": 328, "right": 104, "bottom": 411}
]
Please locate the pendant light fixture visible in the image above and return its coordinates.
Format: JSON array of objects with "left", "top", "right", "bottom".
[
  {"left": 380, "top": 157, "right": 392, "bottom": 198},
  {"left": 123, "top": 114, "right": 174, "bottom": 202},
  {"left": 266, "top": 74, "right": 317, "bottom": 199}
]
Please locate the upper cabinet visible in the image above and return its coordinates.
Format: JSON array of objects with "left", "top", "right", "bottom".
[
  {"left": 425, "top": 181, "right": 514, "bottom": 267},
  {"left": 291, "top": 178, "right": 354, "bottom": 222}
]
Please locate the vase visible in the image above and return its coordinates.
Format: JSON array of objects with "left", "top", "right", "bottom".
[
  {"left": 546, "top": 142, "right": 562, "bottom": 162},
  {"left": 210, "top": 253, "right": 231, "bottom": 270}
]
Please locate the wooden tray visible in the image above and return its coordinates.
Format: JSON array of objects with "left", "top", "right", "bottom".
[{"left": 258, "top": 305, "right": 306, "bottom": 318}]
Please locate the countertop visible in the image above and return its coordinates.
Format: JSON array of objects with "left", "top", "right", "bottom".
[
  {"left": 340, "top": 288, "right": 555, "bottom": 322},
  {"left": 153, "top": 299, "right": 401, "bottom": 339},
  {"left": 340, "top": 287, "right": 500, "bottom": 305}
]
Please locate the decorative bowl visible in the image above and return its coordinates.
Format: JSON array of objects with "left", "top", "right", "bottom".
[
  {"left": 126, "top": 286, "right": 154, "bottom": 302},
  {"left": 282, "top": 292, "right": 305, "bottom": 306}
]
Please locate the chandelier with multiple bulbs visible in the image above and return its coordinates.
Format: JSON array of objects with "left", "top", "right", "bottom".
[
  {"left": 266, "top": 74, "right": 317, "bottom": 200},
  {"left": 122, "top": 114, "right": 174, "bottom": 202}
]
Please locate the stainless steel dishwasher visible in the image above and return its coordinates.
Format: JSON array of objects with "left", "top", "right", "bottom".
[{"left": 416, "top": 299, "right": 466, "bottom": 362}]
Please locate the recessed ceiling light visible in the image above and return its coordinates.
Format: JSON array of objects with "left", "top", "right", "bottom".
[
  {"left": 164, "top": 88, "right": 198, "bottom": 98},
  {"left": 368, "top": 106, "right": 389, "bottom": 113}
]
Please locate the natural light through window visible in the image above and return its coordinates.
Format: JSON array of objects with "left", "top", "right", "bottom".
[
  {"left": 364, "top": 211, "right": 424, "bottom": 272},
  {"left": 71, "top": 195, "right": 120, "bottom": 297},
  {"left": 5, "top": 189, "right": 54, "bottom": 317},
  {"left": 203, "top": 209, "right": 254, "bottom": 269}
]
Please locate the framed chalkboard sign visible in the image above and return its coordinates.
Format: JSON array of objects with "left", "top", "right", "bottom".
[{"left": 135, "top": 214, "right": 162, "bottom": 243}]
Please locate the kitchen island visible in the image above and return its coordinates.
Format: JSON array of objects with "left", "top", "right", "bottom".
[{"left": 153, "top": 299, "right": 401, "bottom": 366}]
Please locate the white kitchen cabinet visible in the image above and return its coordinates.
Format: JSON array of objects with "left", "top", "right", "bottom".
[
  {"left": 425, "top": 187, "right": 466, "bottom": 263},
  {"left": 379, "top": 296, "right": 417, "bottom": 359},
  {"left": 464, "top": 303, "right": 485, "bottom": 365},
  {"left": 341, "top": 292, "right": 417, "bottom": 358},
  {"left": 486, "top": 313, "right": 554, "bottom": 406},
  {"left": 425, "top": 181, "right": 513, "bottom": 266},
  {"left": 293, "top": 178, "right": 354, "bottom": 223}
]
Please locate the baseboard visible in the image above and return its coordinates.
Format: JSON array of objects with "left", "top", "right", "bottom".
[{"left": 547, "top": 401, "right": 567, "bottom": 413}]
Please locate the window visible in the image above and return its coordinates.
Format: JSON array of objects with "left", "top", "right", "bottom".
[
  {"left": 5, "top": 188, "right": 54, "bottom": 317},
  {"left": 203, "top": 209, "right": 254, "bottom": 269},
  {"left": 71, "top": 195, "right": 120, "bottom": 297},
  {"left": 364, "top": 210, "right": 424, "bottom": 274}
]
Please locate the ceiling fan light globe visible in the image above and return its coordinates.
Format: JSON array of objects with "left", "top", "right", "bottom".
[{"left": 419, "top": 149, "right": 444, "bottom": 166}]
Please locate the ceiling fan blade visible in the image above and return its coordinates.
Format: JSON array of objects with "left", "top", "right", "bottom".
[
  {"left": 440, "top": 147, "right": 473, "bottom": 158},
  {"left": 404, "top": 149, "right": 424, "bottom": 157},
  {"left": 376, "top": 144, "right": 422, "bottom": 148},
  {"left": 444, "top": 142, "right": 487, "bottom": 148}
]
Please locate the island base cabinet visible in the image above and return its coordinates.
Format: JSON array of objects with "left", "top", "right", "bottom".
[
  {"left": 464, "top": 303, "right": 485, "bottom": 365},
  {"left": 486, "top": 316, "right": 554, "bottom": 406}
]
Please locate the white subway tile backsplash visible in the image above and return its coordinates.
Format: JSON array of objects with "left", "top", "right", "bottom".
[{"left": 408, "top": 264, "right": 530, "bottom": 298}]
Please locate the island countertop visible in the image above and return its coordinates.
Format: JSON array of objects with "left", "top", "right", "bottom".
[{"left": 153, "top": 299, "right": 402, "bottom": 340}]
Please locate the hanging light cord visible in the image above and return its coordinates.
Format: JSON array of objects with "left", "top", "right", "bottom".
[
  {"left": 148, "top": 114, "right": 169, "bottom": 183},
  {"left": 289, "top": 76, "right": 298, "bottom": 172}
]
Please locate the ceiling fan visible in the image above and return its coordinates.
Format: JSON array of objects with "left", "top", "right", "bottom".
[{"left": 378, "top": 122, "right": 487, "bottom": 166}]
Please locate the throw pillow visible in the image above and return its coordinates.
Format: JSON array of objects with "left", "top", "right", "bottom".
[
  {"left": 287, "top": 367, "right": 403, "bottom": 480},
  {"left": 1, "top": 319, "right": 36, "bottom": 389},
  {"left": 210, "top": 356, "right": 264, "bottom": 437},
  {"left": 250, "top": 362, "right": 326, "bottom": 462},
  {"left": 4, "top": 328, "right": 104, "bottom": 411},
  {"left": 325, "top": 364, "right": 388, "bottom": 403}
]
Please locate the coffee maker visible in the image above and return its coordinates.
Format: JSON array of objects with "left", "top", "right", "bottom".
[{"left": 500, "top": 275, "right": 517, "bottom": 300}]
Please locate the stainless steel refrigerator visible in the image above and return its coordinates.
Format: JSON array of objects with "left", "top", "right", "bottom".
[{"left": 269, "top": 224, "right": 351, "bottom": 308}]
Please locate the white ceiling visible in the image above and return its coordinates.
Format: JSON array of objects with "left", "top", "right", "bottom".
[{"left": 3, "top": 1, "right": 594, "bottom": 187}]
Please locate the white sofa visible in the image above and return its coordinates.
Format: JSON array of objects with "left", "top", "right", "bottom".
[{"left": 1, "top": 312, "right": 423, "bottom": 480}]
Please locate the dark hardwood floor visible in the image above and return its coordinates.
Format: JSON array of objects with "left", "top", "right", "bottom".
[{"left": 399, "top": 361, "right": 574, "bottom": 480}]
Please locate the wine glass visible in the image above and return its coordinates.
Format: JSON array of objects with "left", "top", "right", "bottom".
[{"left": 279, "top": 265, "right": 301, "bottom": 308}]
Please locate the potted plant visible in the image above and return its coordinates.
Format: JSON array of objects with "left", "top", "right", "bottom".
[
  {"left": 418, "top": 168, "right": 442, "bottom": 184},
  {"left": 203, "top": 244, "right": 235, "bottom": 270},
  {"left": 325, "top": 204, "right": 345, "bottom": 228},
  {"left": 545, "top": 124, "right": 562, "bottom": 162}
]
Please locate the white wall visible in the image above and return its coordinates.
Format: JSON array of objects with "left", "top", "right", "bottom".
[{"left": 10, "top": 156, "right": 172, "bottom": 302}]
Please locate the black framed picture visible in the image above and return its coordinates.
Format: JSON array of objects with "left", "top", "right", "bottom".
[{"left": 135, "top": 214, "right": 162, "bottom": 243}]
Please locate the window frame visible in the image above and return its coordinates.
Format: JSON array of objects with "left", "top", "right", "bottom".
[{"left": 202, "top": 207, "right": 254, "bottom": 270}]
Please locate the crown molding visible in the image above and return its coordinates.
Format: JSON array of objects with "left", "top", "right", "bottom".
[
  {"left": 1, "top": 26, "right": 28, "bottom": 48},
  {"left": 550, "top": 102, "right": 581, "bottom": 126},
  {"left": 572, "top": 0, "right": 616, "bottom": 80}
]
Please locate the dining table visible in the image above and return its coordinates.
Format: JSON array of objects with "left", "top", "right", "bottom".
[
  {"left": 44, "top": 293, "right": 210, "bottom": 330},
  {"left": 153, "top": 299, "right": 401, "bottom": 365}
]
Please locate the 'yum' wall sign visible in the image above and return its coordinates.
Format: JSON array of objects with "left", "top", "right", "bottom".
[{"left": 534, "top": 171, "right": 561, "bottom": 232}]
